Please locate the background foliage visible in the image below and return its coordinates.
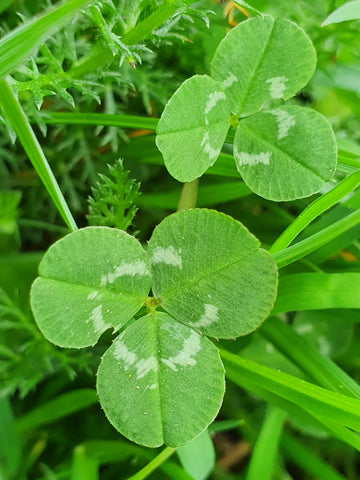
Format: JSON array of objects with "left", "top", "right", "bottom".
[{"left": 1, "top": 0, "right": 360, "bottom": 479}]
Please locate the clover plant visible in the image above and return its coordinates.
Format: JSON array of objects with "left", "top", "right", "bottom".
[
  {"left": 30, "top": 209, "right": 277, "bottom": 447},
  {"left": 156, "top": 15, "right": 337, "bottom": 201}
]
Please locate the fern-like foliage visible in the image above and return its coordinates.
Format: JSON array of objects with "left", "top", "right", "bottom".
[{"left": 87, "top": 159, "right": 141, "bottom": 231}]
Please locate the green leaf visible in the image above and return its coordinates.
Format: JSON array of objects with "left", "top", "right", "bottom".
[
  {"left": 156, "top": 75, "right": 230, "bottom": 182},
  {"left": 233, "top": 106, "right": 337, "bottom": 201},
  {"left": 177, "top": 429, "right": 215, "bottom": 480},
  {"left": 97, "top": 312, "right": 225, "bottom": 448},
  {"left": 0, "top": 397, "right": 22, "bottom": 479},
  {"left": 272, "top": 273, "right": 360, "bottom": 314},
  {"left": 148, "top": 209, "right": 278, "bottom": 339},
  {"left": 221, "top": 349, "right": 360, "bottom": 434},
  {"left": 293, "top": 311, "right": 354, "bottom": 359},
  {"left": 0, "top": 0, "right": 92, "bottom": 79},
  {"left": 322, "top": 0, "right": 360, "bottom": 25},
  {"left": 15, "top": 389, "right": 98, "bottom": 433},
  {"left": 30, "top": 227, "right": 151, "bottom": 348},
  {"left": 281, "top": 432, "right": 349, "bottom": 480},
  {"left": 211, "top": 16, "right": 316, "bottom": 116},
  {"left": 246, "top": 407, "right": 286, "bottom": 480}
]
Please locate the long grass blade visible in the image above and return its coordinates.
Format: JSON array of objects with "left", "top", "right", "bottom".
[
  {"left": 0, "top": 79, "right": 77, "bottom": 231},
  {"left": 0, "top": 0, "right": 93, "bottom": 79}
]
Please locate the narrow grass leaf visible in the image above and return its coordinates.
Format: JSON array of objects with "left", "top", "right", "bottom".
[
  {"left": 272, "top": 273, "right": 360, "bottom": 313},
  {"left": 273, "top": 208, "right": 360, "bottom": 268},
  {"left": 234, "top": 106, "right": 337, "bottom": 201},
  {"left": 260, "top": 317, "right": 360, "bottom": 398},
  {"left": 211, "top": 16, "right": 316, "bottom": 115},
  {"left": 322, "top": 1, "right": 360, "bottom": 25},
  {"left": 0, "top": 397, "right": 22, "bottom": 479},
  {"left": 97, "top": 312, "right": 225, "bottom": 448},
  {"left": 281, "top": 432, "right": 348, "bottom": 480},
  {"left": 270, "top": 169, "right": 360, "bottom": 253},
  {"left": 224, "top": 362, "right": 360, "bottom": 451},
  {"left": 43, "top": 112, "right": 159, "bottom": 131},
  {"left": 15, "top": 389, "right": 98, "bottom": 432},
  {"left": 245, "top": 407, "right": 286, "bottom": 480},
  {"left": 0, "top": 79, "right": 77, "bottom": 231},
  {"left": 177, "top": 429, "right": 215, "bottom": 480},
  {"left": 30, "top": 227, "right": 151, "bottom": 348},
  {"left": 0, "top": 0, "right": 92, "bottom": 79},
  {"left": 220, "top": 349, "right": 360, "bottom": 433},
  {"left": 71, "top": 446, "right": 99, "bottom": 480},
  {"left": 148, "top": 209, "right": 277, "bottom": 339}
]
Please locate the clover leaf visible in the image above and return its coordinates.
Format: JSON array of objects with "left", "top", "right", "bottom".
[
  {"left": 155, "top": 15, "right": 337, "bottom": 202},
  {"left": 30, "top": 209, "right": 277, "bottom": 447}
]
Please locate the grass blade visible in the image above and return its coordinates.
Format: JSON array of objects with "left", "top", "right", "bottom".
[
  {"left": 220, "top": 349, "right": 360, "bottom": 433},
  {"left": 15, "top": 389, "right": 97, "bottom": 432},
  {"left": 0, "top": 0, "right": 93, "bottom": 79},
  {"left": 223, "top": 361, "right": 360, "bottom": 451},
  {"left": 272, "top": 208, "right": 360, "bottom": 268},
  {"left": 0, "top": 79, "right": 77, "bottom": 231},
  {"left": 281, "top": 432, "right": 348, "bottom": 480},
  {"left": 245, "top": 407, "right": 286, "bottom": 480},
  {"left": 260, "top": 317, "right": 360, "bottom": 398},
  {"left": 43, "top": 112, "right": 159, "bottom": 130},
  {"left": 272, "top": 273, "right": 360, "bottom": 313},
  {"left": 269, "top": 170, "right": 360, "bottom": 253}
]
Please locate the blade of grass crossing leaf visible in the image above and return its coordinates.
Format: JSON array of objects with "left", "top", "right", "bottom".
[
  {"left": 220, "top": 349, "right": 360, "bottom": 433},
  {"left": 15, "top": 389, "right": 98, "bottom": 432},
  {"left": 126, "top": 447, "right": 176, "bottom": 480},
  {"left": 272, "top": 273, "right": 360, "bottom": 313},
  {"left": 270, "top": 170, "right": 360, "bottom": 253},
  {"left": 0, "top": 79, "right": 77, "bottom": 231},
  {"left": 272, "top": 208, "right": 360, "bottom": 268},
  {"left": 0, "top": 0, "right": 93, "bottom": 79},
  {"left": 71, "top": 446, "right": 99, "bottom": 480},
  {"left": 223, "top": 362, "right": 360, "bottom": 451},
  {"left": 281, "top": 432, "right": 348, "bottom": 480},
  {"left": 177, "top": 429, "right": 215, "bottom": 480},
  {"left": 245, "top": 407, "right": 286, "bottom": 480},
  {"left": 260, "top": 317, "right": 360, "bottom": 398}
]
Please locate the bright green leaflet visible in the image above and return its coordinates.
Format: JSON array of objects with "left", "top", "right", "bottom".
[
  {"left": 234, "top": 106, "right": 337, "bottom": 201},
  {"left": 97, "top": 312, "right": 225, "bottom": 448},
  {"left": 211, "top": 16, "right": 316, "bottom": 116},
  {"left": 156, "top": 75, "right": 230, "bottom": 182},
  {"left": 30, "top": 227, "right": 151, "bottom": 348},
  {"left": 177, "top": 429, "right": 215, "bottom": 480},
  {"left": 148, "top": 209, "right": 278, "bottom": 338},
  {"left": 322, "top": 0, "right": 360, "bottom": 25}
]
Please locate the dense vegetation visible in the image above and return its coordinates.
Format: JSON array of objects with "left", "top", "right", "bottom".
[{"left": 1, "top": 1, "right": 360, "bottom": 479}]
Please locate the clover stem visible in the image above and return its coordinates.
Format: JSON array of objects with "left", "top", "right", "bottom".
[
  {"left": 177, "top": 178, "right": 199, "bottom": 211},
  {"left": 127, "top": 446, "right": 176, "bottom": 480}
]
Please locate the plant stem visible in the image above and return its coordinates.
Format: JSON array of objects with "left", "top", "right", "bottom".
[
  {"left": 0, "top": 79, "right": 77, "bottom": 231},
  {"left": 127, "top": 447, "right": 176, "bottom": 480},
  {"left": 177, "top": 179, "right": 199, "bottom": 210}
]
